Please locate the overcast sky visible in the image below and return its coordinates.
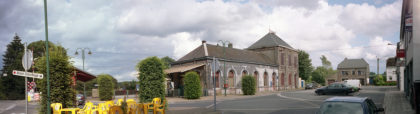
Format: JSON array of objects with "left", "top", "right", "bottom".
[{"left": 0, "top": 0, "right": 401, "bottom": 82}]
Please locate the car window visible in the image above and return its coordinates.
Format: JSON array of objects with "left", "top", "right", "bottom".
[
  {"left": 366, "top": 100, "right": 377, "bottom": 114},
  {"left": 319, "top": 102, "right": 363, "bottom": 114}
]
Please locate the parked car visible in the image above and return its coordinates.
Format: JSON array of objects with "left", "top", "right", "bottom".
[
  {"left": 306, "top": 82, "right": 320, "bottom": 89},
  {"left": 317, "top": 97, "right": 384, "bottom": 114},
  {"left": 315, "top": 82, "right": 356, "bottom": 95},
  {"left": 344, "top": 79, "right": 361, "bottom": 91},
  {"left": 76, "top": 94, "right": 85, "bottom": 106}
]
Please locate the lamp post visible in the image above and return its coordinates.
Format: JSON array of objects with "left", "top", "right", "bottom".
[
  {"left": 75, "top": 48, "right": 92, "bottom": 99},
  {"left": 42, "top": 0, "right": 51, "bottom": 113},
  {"left": 218, "top": 40, "right": 230, "bottom": 96}
]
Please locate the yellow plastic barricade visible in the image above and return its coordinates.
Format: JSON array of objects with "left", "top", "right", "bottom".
[
  {"left": 136, "top": 104, "right": 145, "bottom": 114},
  {"left": 78, "top": 101, "right": 94, "bottom": 114},
  {"left": 109, "top": 106, "right": 123, "bottom": 114},
  {"left": 144, "top": 98, "right": 161, "bottom": 114},
  {"left": 127, "top": 99, "right": 135, "bottom": 102},
  {"left": 61, "top": 108, "right": 80, "bottom": 114},
  {"left": 97, "top": 103, "right": 107, "bottom": 114},
  {"left": 127, "top": 101, "right": 137, "bottom": 114},
  {"left": 50, "top": 103, "right": 62, "bottom": 114},
  {"left": 116, "top": 99, "right": 124, "bottom": 106},
  {"left": 154, "top": 100, "right": 165, "bottom": 114}
]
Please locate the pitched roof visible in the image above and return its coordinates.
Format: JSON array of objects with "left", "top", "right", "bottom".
[
  {"left": 247, "top": 32, "right": 293, "bottom": 50},
  {"left": 386, "top": 57, "right": 396, "bottom": 67},
  {"left": 177, "top": 44, "right": 275, "bottom": 65},
  {"left": 337, "top": 58, "right": 369, "bottom": 69}
]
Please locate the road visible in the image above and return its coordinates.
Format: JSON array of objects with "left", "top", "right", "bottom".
[
  {"left": 168, "top": 86, "right": 390, "bottom": 114},
  {"left": 0, "top": 100, "right": 38, "bottom": 114}
]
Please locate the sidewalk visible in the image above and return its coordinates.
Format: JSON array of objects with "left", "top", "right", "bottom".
[{"left": 383, "top": 89, "right": 415, "bottom": 114}]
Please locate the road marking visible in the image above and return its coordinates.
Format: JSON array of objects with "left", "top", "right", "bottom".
[
  {"left": 0, "top": 104, "right": 16, "bottom": 114},
  {"left": 277, "top": 93, "right": 321, "bottom": 107},
  {"left": 218, "top": 107, "right": 319, "bottom": 111},
  {"left": 205, "top": 101, "right": 221, "bottom": 109}
]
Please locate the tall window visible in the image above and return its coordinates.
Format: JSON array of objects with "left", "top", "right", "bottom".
[
  {"left": 281, "top": 73, "right": 285, "bottom": 86},
  {"left": 294, "top": 56, "right": 297, "bottom": 68},
  {"left": 294, "top": 74, "right": 297, "bottom": 87},
  {"left": 272, "top": 73, "right": 277, "bottom": 87},
  {"left": 281, "top": 53, "right": 285, "bottom": 65},
  {"left": 288, "top": 55, "right": 292, "bottom": 66},
  {"left": 352, "top": 71, "right": 355, "bottom": 75},
  {"left": 358, "top": 71, "right": 362, "bottom": 75},
  {"left": 242, "top": 70, "right": 248, "bottom": 77},
  {"left": 288, "top": 73, "right": 292, "bottom": 86},
  {"left": 228, "top": 70, "right": 235, "bottom": 88},
  {"left": 215, "top": 71, "right": 220, "bottom": 88},
  {"left": 254, "top": 71, "right": 259, "bottom": 89},
  {"left": 264, "top": 72, "right": 268, "bottom": 87}
]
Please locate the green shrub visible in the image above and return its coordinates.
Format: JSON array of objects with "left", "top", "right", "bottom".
[
  {"left": 137, "top": 56, "right": 165, "bottom": 103},
  {"left": 374, "top": 75, "right": 385, "bottom": 86},
  {"left": 241, "top": 75, "right": 256, "bottom": 95},
  {"left": 184, "top": 71, "right": 202, "bottom": 99},
  {"left": 98, "top": 74, "right": 114, "bottom": 101}
]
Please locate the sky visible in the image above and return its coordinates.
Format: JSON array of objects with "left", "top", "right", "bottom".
[{"left": 0, "top": 0, "right": 401, "bottom": 82}]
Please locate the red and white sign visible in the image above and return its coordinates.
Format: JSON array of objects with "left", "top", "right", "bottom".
[
  {"left": 12, "top": 70, "right": 43, "bottom": 79},
  {"left": 397, "top": 49, "right": 405, "bottom": 58}
]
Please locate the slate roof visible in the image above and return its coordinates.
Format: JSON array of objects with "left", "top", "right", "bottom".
[
  {"left": 247, "top": 32, "right": 293, "bottom": 50},
  {"left": 386, "top": 57, "right": 396, "bottom": 67},
  {"left": 177, "top": 44, "right": 275, "bottom": 65},
  {"left": 337, "top": 58, "right": 369, "bottom": 69}
]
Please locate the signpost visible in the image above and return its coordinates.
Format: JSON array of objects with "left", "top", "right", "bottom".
[
  {"left": 212, "top": 57, "right": 220, "bottom": 111},
  {"left": 12, "top": 44, "right": 43, "bottom": 114}
]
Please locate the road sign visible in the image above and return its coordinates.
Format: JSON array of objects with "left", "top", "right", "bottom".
[
  {"left": 13, "top": 70, "right": 43, "bottom": 79},
  {"left": 22, "top": 48, "right": 33, "bottom": 71}
]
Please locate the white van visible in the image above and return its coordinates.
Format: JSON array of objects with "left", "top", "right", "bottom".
[{"left": 344, "top": 79, "right": 361, "bottom": 91}]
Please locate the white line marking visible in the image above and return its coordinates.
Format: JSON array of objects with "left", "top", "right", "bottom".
[{"left": 206, "top": 102, "right": 221, "bottom": 109}]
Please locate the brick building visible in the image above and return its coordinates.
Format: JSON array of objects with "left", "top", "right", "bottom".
[{"left": 337, "top": 58, "right": 369, "bottom": 85}]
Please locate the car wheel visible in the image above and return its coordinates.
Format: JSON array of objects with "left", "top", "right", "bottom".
[{"left": 316, "top": 91, "right": 322, "bottom": 95}]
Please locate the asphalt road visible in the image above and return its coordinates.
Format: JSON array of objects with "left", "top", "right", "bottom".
[
  {"left": 169, "top": 86, "right": 389, "bottom": 114},
  {"left": 0, "top": 100, "right": 38, "bottom": 114}
]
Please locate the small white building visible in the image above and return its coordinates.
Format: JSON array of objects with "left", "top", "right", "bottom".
[{"left": 386, "top": 57, "right": 397, "bottom": 82}]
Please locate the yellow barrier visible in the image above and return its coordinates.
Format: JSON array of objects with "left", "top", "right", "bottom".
[
  {"left": 78, "top": 101, "right": 95, "bottom": 114},
  {"left": 154, "top": 100, "right": 165, "bottom": 114},
  {"left": 50, "top": 103, "right": 62, "bottom": 114},
  {"left": 109, "top": 106, "right": 123, "bottom": 114}
]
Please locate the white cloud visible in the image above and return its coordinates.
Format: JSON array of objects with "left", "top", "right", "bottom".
[{"left": 170, "top": 32, "right": 202, "bottom": 60}]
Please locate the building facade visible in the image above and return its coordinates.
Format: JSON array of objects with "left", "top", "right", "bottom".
[
  {"left": 337, "top": 58, "right": 369, "bottom": 85},
  {"left": 165, "top": 32, "right": 299, "bottom": 96},
  {"left": 386, "top": 57, "right": 397, "bottom": 82},
  {"left": 399, "top": 0, "right": 420, "bottom": 112}
]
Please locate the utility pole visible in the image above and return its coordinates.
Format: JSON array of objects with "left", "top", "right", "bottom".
[
  {"left": 42, "top": 0, "right": 51, "bottom": 113},
  {"left": 218, "top": 40, "right": 230, "bottom": 96},
  {"left": 377, "top": 57, "right": 379, "bottom": 76}
]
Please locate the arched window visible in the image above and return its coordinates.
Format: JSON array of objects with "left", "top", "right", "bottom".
[
  {"left": 294, "top": 74, "right": 298, "bottom": 88},
  {"left": 289, "top": 73, "right": 292, "bottom": 86},
  {"left": 215, "top": 71, "right": 220, "bottom": 88},
  {"left": 242, "top": 70, "right": 248, "bottom": 77},
  {"left": 264, "top": 72, "right": 268, "bottom": 87},
  {"left": 281, "top": 73, "right": 284, "bottom": 86},
  {"left": 254, "top": 71, "right": 259, "bottom": 89},
  {"left": 228, "top": 70, "right": 235, "bottom": 88},
  {"left": 272, "top": 72, "right": 277, "bottom": 87}
]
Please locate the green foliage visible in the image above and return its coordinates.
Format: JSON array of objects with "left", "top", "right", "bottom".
[
  {"left": 160, "top": 56, "right": 175, "bottom": 69},
  {"left": 137, "top": 56, "right": 165, "bottom": 103},
  {"left": 0, "top": 34, "right": 25, "bottom": 100},
  {"left": 311, "top": 66, "right": 335, "bottom": 86},
  {"left": 183, "top": 71, "right": 202, "bottom": 99},
  {"left": 241, "top": 75, "right": 256, "bottom": 95},
  {"left": 35, "top": 46, "right": 74, "bottom": 113},
  {"left": 98, "top": 74, "right": 115, "bottom": 101},
  {"left": 374, "top": 75, "right": 385, "bottom": 86},
  {"left": 27, "top": 40, "right": 59, "bottom": 59},
  {"left": 120, "top": 98, "right": 128, "bottom": 114},
  {"left": 298, "top": 50, "right": 313, "bottom": 81},
  {"left": 320, "top": 55, "right": 332, "bottom": 68},
  {"left": 119, "top": 80, "right": 137, "bottom": 90}
]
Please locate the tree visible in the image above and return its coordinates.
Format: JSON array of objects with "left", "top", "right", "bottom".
[
  {"left": 137, "top": 56, "right": 165, "bottom": 103},
  {"left": 312, "top": 67, "right": 328, "bottom": 85},
  {"left": 27, "top": 40, "right": 60, "bottom": 59},
  {"left": 320, "top": 55, "right": 332, "bottom": 69},
  {"left": 298, "top": 50, "right": 313, "bottom": 81},
  {"left": 241, "top": 75, "right": 256, "bottom": 95},
  {"left": 183, "top": 71, "right": 202, "bottom": 99},
  {"left": 0, "top": 34, "right": 25, "bottom": 100},
  {"left": 161, "top": 56, "right": 175, "bottom": 69},
  {"left": 98, "top": 74, "right": 114, "bottom": 101},
  {"left": 35, "top": 46, "right": 74, "bottom": 113}
]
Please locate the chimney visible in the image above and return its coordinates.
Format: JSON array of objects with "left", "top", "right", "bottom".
[
  {"left": 228, "top": 43, "right": 233, "bottom": 48},
  {"left": 202, "top": 40, "right": 206, "bottom": 44}
]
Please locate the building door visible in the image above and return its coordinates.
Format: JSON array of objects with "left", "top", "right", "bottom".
[
  {"left": 281, "top": 73, "right": 284, "bottom": 86},
  {"left": 228, "top": 70, "right": 235, "bottom": 88},
  {"left": 254, "top": 71, "right": 259, "bottom": 90},
  {"left": 272, "top": 73, "right": 277, "bottom": 90}
]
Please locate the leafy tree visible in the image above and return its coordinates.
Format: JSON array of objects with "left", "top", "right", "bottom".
[
  {"left": 298, "top": 50, "right": 313, "bottom": 81},
  {"left": 241, "top": 75, "right": 256, "bottom": 95},
  {"left": 0, "top": 34, "right": 25, "bottom": 100},
  {"left": 98, "top": 74, "right": 114, "bottom": 101},
  {"left": 35, "top": 46, "right": 74, "bottom": 113},
  {"left": 161, "top": 56, "right": 175, "bottom": 69},
  {"left": 27, "top": 40, "right": 60, "bottom": 59},
  {"left": 370, "top": 72, "right": 376, "bottom": 77},
  {"left": 312, "top": 67, "right": 327, "bottom": 85},
  {"left": 373, "top": 75, "right": 385, "bottom": 85},
  {"left": 137, "top": 56, "right": 165, "bottom": 103},
  {"left": 320, "top": 55, "right": 332, "bottom": 69},
  {"left": 184, "top": 71, "right": 202, "bottom": 99}
]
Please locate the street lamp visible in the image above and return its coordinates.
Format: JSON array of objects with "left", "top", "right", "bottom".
[
  {"left": 75, "top": 48, "right": 92, "bottom": 99},
  {"left": 218, "top": 40, "right": 230, "bottom": 96}
]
